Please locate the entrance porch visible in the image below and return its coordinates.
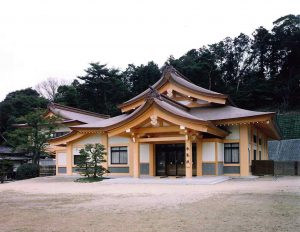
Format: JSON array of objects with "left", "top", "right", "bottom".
[{"left": 132, "top": 135, "right": 203, "bottom": 178}]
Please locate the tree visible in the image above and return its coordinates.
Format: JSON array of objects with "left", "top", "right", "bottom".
[
  {"left": 77, "top": 143, "right": 108, "bottom": 178},
  {"left": 76, "top": 63, "right": 131, "bottom": 116},
  {"left": 122, "top": 61, "right": 161, "bottom": 96},
  {"left": 35, "top": 78, "right": 68, "bottom": 101},
  {"left": 0, "top": 88, "right": 47, "bottom": 138},
  {"left": 5, "top": 110, "right": 58, "bottom": 165},
  {"left": 55, "top": 80, "right": 80, "bottom": 108}
]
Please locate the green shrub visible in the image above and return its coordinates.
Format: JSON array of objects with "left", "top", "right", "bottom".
[{"left": 16, "top": 163, "right": 39, "bottom": 180}]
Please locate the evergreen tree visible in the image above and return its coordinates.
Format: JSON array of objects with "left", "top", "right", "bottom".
[{"left": 77, "top": 143, "right": 107, "bottom": 178}]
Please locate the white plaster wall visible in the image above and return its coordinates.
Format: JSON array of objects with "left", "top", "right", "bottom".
[
  {"left": 202, "top": 142, "right": 215, "bottom": 162},
  {"left": 73, "top": 134, "right": 102, "bottom": 146},
  {"left": 217, "top": 143, "right": 224, "bottom": 162},
  {"left": 225, "top": 125, "right": 240, "bottom": 140},
  {"left": 57, "top": 153, "right": 67, "bottom": 166},
  {"left": 109, "top": 136, "right": 130, "bottom": 144},
  {"left": 140, "top": 144, "right": 149, "bottom": 163},
  {"left": 72, "top": 147, "right": 81, "bottom": 155}
]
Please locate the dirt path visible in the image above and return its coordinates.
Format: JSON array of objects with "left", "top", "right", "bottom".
[{"left": 0, "top": 176, "right": 299, "bottom": 232}]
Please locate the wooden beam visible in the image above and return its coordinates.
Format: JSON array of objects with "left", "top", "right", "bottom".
[
  {"left": 138, "top": 136, "right": 185, "bottom": 143},
  {"left": 133, "top": 126, "right": 180, "bottom": 134}
]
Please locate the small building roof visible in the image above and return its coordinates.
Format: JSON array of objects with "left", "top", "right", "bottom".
[{"left": 0, "top": 146, "right": 24, "bottom": 154}]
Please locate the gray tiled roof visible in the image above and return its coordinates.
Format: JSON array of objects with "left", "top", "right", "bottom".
[
  {"left": 268, "top": 139, "right": 300, "bottom": 161},
  {"left": 49, "top": 103, "right": 109, "bottom": 124},
  {"left": 190, "top": 105, "right": 273, "bottom": 121}
]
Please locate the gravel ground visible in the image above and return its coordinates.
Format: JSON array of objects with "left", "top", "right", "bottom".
[{"left": 0, "top": 176, "right": 299, "bottom": 232}]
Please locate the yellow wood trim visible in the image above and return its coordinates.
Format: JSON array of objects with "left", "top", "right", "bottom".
[
  {"left": 111, "top": 103, "right": 227, "bottom": 138},
  {"left": 196, "top": 138, "right": 202, "bottom": 176},
  {"left": 129, "top": 141, "right": 134, "bottom": 176},
  {"left": 133, "top": 142, "right": 140, "bottom": 178},
  {"left": 250, "top": 125, "right": 253, "bottom": 163},
  {"left": 50, "top": 132, "right": 86, "bottom": 146},
  {"left": 214, "top": 115, "right": 273, "bottom": 125},
  {"left": 133, "top": 126, "right": 180, "bottom": 134},
  {"left": 66, "top": 143, "right": 72, "bottom": 175},
  {"left": 202, "top": 138, "right": 223, "bottom": 143},
  {"left": 224, "top": 174, "right": 240, "bottom": 177},
  {"left": 240, "top": 124, "right": 250, "bottom": 176},
  {"left": 149, "top": 144, "right": 155, "bottom": 176},
  {"left": 215, "top": 142, "right": 218, "bottom": 175},
  {"left": 138, "top": 136, "right": 185, "bottom": 143},
  {"left": 108, "top": 165, "right": 129, "bottom": 167},
  {"left": 108, "top": 143, "right": 129, "bottom": 147},
  {"left": 223, "top": 139, "right": 239, "bottom": 143},
  {"left": 169, "top": 83, "right": 226, "bottom": 104},
  {"left": 120, "top": 99, "right": 145, "bottom": 113},
  {"left": 223, "top": 163, "right": 240, "bottom": 166}
]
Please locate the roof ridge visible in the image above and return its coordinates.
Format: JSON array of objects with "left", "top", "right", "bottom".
[
  {"left": 146, "top": 86, "right": 189, "bottom": 111},
  {"left": 48, "top": 103, "right": 110, "bottom": 119},
  {"left": 162, "top": 65, "right": 191, "bottom": 82}
]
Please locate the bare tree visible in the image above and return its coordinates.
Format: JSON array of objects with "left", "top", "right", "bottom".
[{"left": 35, "top": 78, "right": 68, "bottom": 101}]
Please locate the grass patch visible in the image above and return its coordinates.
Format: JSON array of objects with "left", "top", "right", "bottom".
[{"left": 75, "top": 176, "right": 109, "bottom": 183}]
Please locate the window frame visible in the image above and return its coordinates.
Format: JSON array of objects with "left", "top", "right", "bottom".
[
  {"left": 224, "top": 143, "right": 240, "bottom": 164},
  {"left": 110, "top": 146, "right": 128, "bottom": 165},
  {"left": 73, "top": 155, "right": 81, "bottom": 165}
]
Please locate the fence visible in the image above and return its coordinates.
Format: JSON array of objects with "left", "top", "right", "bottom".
[
  {"left": 39, "top": 165, "right": 56, "bottom": 176},
  {"left": 252, "top": 160, "right": 300, "bottom": 176}
]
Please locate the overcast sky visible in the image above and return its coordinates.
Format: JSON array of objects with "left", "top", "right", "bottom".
[{"left": 0, "top": 0, "right": 299, "bottom": 101}]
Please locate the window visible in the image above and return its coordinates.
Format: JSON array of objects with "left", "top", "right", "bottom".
[
  {"left": 259, "top": 138, "right": 262, "bottom": 145},
  {"left": 224, "top": 143, "right": 239, "bottom": 164},
  {"left": 253, "top": 135, "right": 257, "bottom": 143},
  {"left": 111, "top": 146, "right": 128, "bottom": 164},
  {"left": 74, "top": 155, "right": 81, "bottom": 165},
  {"left": 253, "top": 150, "right": 257, "bottom": 160},
  {"left": 259, "top": 151, "right": 262, "bottom": 160}
]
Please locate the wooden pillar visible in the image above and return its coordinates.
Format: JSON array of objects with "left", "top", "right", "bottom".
[
  {"left": 266, "top": 138, "right": 269, "bottom": 159},
  {"left": 55, "top": 153, "right": 59, "bottom": 176},
  {"left": 196, "top": 138, "right": 202, "bottom": 176},
  {"left": 102, "top": 133, "right": 109, "bottom": 170},
  {"left": 66, "top": 143, "right": 72, "bottom": 175},
  {"left": 149, "top": 143, "right": 155, "bottom": 176},
  {"left": 250, "top": 125, "right": 253, "bottom": 164},
  {"left": 240, "top": 124, "right": 250, "bottom": 176},
  {"left": 185, "top": 136, "right": 193, "bottom": 178},
  {"left": 133, "top": 141, "right": 140, "bottom": 178},
  {"left": 215, "top": 142, "right": 218, "bottom": 176},
  {"left": 129, "top": 141, "right": 134, "bottom": 176}
]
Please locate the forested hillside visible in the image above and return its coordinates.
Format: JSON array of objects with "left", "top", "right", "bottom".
[{"left": 0, "top": 14, "right": 299, "bottom": 140}]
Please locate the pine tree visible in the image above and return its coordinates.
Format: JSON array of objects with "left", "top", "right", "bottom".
[{"left": 77, "top": 144, "right": 108, "bottom": 178}]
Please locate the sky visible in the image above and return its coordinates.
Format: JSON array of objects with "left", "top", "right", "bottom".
[{"left": 0, "top": 0, "right": 299, "bottom": 101}]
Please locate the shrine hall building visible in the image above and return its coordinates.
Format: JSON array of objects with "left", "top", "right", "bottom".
[{"left": 48, "top": 66, "right": 281, "bottom": 178}]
